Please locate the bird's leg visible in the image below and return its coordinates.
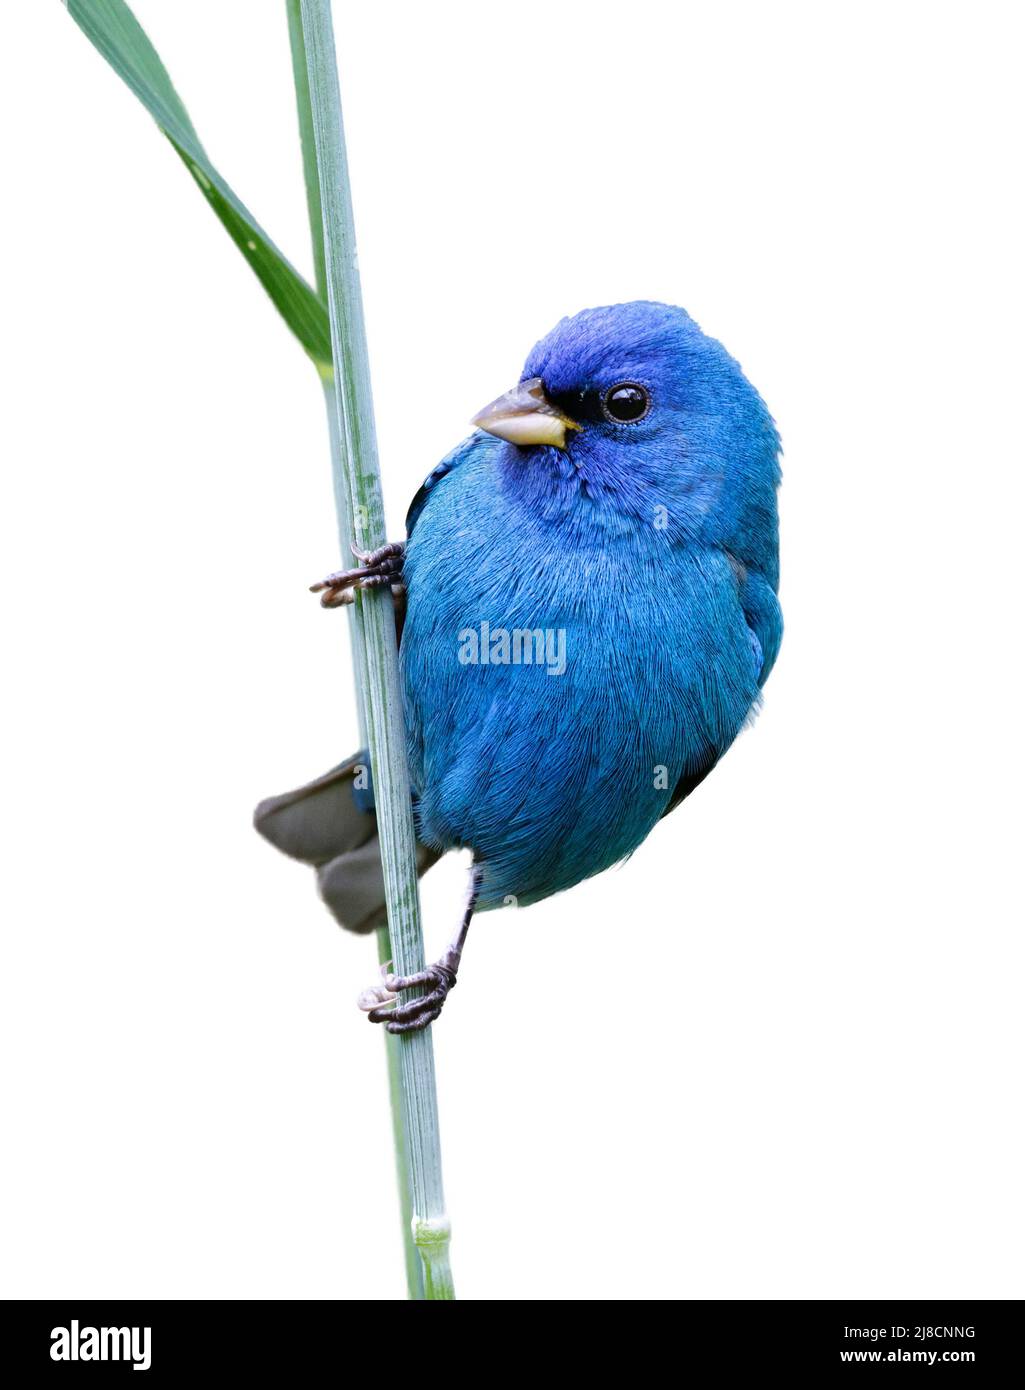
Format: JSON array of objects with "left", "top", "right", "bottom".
[
  {"left": 359, "top": 864, "right": 482, "bottom": 1034},
  {"left": 310, "top": 541, "right": 405, "bottom": 609}
]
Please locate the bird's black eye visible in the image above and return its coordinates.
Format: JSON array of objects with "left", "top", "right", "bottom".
[{"left": 601, "top": 382, "right": 651, "bottom": 424}]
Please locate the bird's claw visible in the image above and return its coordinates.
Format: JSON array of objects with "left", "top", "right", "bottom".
[
  {"left": 310, "top": 542, "right": 405, "bottom": 609},
  {"left": 356, "top": 963, "right": 398, "bottom": 1012},
  {"left": 358, "top": 953, "right": 459, "bottom": 1034}
]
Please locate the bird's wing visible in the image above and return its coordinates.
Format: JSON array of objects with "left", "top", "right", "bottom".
[
  {"left": 659, "top": 555, "right": 782, "bottom": 822},
  {"left": 660, "top": 750, "right": 720, "bottom": 819},
  {"left": 405, "top": 431, "right": 488, "bottom": 537},
  {"left": 738, "top": 568, "right": 783, "bottom": 689}
]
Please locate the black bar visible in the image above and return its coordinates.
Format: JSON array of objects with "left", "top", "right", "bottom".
[{"left": 3, "top": 1299, "right": 1022, "bottom": 1377}]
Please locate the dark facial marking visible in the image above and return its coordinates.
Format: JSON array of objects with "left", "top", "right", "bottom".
[{"left": 545, "top": 381, "right": 653, "bottom": 429}]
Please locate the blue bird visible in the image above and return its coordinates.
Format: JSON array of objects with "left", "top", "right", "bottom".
[{"left": 255, "top": 301, "right": 781, "bottom": 1031}]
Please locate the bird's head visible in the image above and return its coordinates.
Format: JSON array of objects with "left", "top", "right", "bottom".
[{"left": 472, "top": 300, "right": 780, "bottom": 552}]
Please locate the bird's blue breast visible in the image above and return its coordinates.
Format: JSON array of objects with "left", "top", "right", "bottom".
[{"left": 400, "top": 433, "right": 765, "bottom": 910}]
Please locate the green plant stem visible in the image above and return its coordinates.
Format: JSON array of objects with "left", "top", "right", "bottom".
[
  {"left": 375, "top": 918, "right": 425, "bottom": 1300},
  {"left": 322, "top": 381, "right": 424, "bottom": 1302},
  {"left": 288, "top": 0, "right": 424, "bottom": 1300},
  {"left": 296, "top": 0, "right": 454, "bottom": 1300}
]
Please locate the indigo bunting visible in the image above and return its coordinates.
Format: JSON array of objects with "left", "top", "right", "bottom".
[{"left": 256, "top": 301, "right": 781, "bottom": 1031}]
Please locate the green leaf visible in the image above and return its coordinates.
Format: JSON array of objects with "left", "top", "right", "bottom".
[{"left": 65, "top": 0, "right": 332, "bottom": 373}]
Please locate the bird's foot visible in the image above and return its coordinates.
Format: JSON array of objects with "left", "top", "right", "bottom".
[
  {"left": 310, "top": 541, "right": 405, "bottom": 609},
  {"left": 357, "top": 953, "right": 458, "bottom": 1034}
]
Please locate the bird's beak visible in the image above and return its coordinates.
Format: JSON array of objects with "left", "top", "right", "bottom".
[{"left": 471, "top": 377, "right": 580, "bottom": 450}]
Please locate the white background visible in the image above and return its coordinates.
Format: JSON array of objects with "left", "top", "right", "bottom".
[{"left": 1, "top": 1, "right": 1022, "bottom": 1300}]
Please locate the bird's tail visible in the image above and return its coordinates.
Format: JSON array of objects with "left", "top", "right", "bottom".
[{"left": 253, "top": 751, "right": 440, "bottom": 934}]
